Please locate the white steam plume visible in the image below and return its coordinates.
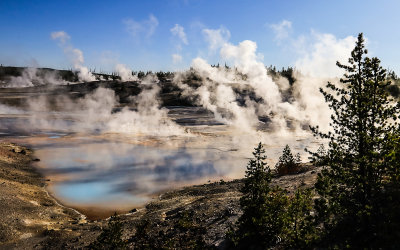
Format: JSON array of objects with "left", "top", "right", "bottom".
[
  {"left": 51, "top": 31, "right": 96, "bottom": 82},
  {"left": 270, "top": 20, "right": 292, "bottom": 42},
  {"left": 172, "top": 54, "right": 183, "bottom": 64},
  {"left": 115, "top": 64, "right": 138, "bottom": 81},
  {"left": 123, "top": 14, "right": 159, "bottom": 38},
  {"left": 221, "top": 40, "right": 282, "bottom": 106},
  {"left": 1, "top": 26, "right": 359, "bottom": 166},
  {"left": 295, "top": 32, "right": 357, "bottom": 78},
  {"left": 50, "top": 31, "right": 70, "bottom": 43},
  {"left": 174, "top": 28, "right": 357, "bottom": 140},
  {"left": 107, "top": 76, "right": 184, "bottom": 135},
  {"left": 23, "top": 76, "right": 184, "bottom": 136},
  {"left": 170, "top": 24, "right": 188, "bottom": 65},
  {"left": 170, "top": 24, "right": 188, "bottom": 45},
  {"left": 175, "top": 40, "right": 287, "bottom": 134},
  {"left": 202, "top": 26, "right": 231, "bottom": 51},
  {"left": 6, "top": 67, "right": 67, "bottom": 88}
]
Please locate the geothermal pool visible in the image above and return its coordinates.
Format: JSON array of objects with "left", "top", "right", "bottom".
[
  {"left": 30, "top": 135, "right": 247, "bottom": 209},
  {"left": 0, "top": 104, "right": 320, "bottom": 215}
]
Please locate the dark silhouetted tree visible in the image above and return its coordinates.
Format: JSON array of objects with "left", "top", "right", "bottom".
[
  {"left": 311, "top": 33, "right": 400, "bottom": 248},
  {"left": 228, "top": 143, "right": 317, "bottom": 249},
  {"left": 275, "top": 145, "right": 301, "bottom": 175},
  {"left": 229, "top": 142, "right": 288, "bottom": 249},
  {"left": 285, "top": 188, "right": 316, "bottom": 249}
]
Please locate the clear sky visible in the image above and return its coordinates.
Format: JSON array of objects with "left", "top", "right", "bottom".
[{"left": 1, "top": 0, "right": 400, "bottom": 73}]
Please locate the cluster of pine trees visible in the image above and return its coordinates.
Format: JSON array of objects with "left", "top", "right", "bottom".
[{"left": 230, "top": 33, "right": 400, "bottom": 249}]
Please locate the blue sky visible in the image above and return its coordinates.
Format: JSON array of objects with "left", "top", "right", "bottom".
[{"left": 1, "top": 0, "right": 400, "bottom": 73}]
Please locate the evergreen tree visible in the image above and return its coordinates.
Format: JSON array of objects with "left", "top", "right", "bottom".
[
  {"left": 228, "top": 143, "right": 317, "bottom": 249},
  {"left": 311, "top": 33, "right": 400, "bottom": 248},
  {"left": 230, "top": 142, "right": 288, "bottom": 249},
  {"left": 275, "top": 145, "right": 301, "bottom": 175},
  {"left": 285, "top": 188, "right": 316, "bottom": 249},
  {"left": 312, "top": 144, "right": 327, "bottom": 166}
]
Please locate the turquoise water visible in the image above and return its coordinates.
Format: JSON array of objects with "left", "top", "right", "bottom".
[{"left": 33, "top": 139, "right": 244, "bottom": 208}]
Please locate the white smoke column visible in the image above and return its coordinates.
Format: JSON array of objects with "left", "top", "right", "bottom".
[
  {"left": 202, "top": 26, "right": 231, "bottom": 51},
  {"left": 8, "top": 68, "right": 37, "bottom": 87},
  {"left": 186, "top": 58, "right": 259, "bottom": 132},
  {"left": 291, "top": 32, "right": 357, "bottom": 131},
  {"left": 115, "top": 64, "right": 138, "bottom": 81},
  {"left": 270, "top": 20, "right": 292, "bottom": 42},
  {"left": 51, "top": 31, "right": 96, "bottom": 82},
  {"left": 174, "top": 30, "right": 359, "bottom": 148},
  {"left": 170, "top": 24, "right": 188, "bottom": 45},
  {"left": 220, "top": 40, "right": 282, "bottom": 111},
  {"left": 108, "top": 76, "right": 185, "bottom": 136},
  {"left": 294, "top": 32, "right": 357, "bottom": 78},
  {"left": 0, "top": 104, "right": 24, "bottom": 114},
  {"left": 75, "top": 87, "right": 117, "bottom": 131},
  {"left": 23, "top": 75, "right": 184, "bottom": 136},
  {"left": 288, "top": 73, "right": 332, "bottom": 132},
  {"left": 6, "top": 67, "right": 68, "bottom": 88},
  {"left": 24, "top": 88, "right": 116, "bottom": 132},
  {"left": 175, "top": 40, "right": 286, "bottom": 134},
  {"left": 172, "top": 54, "right": 183, "bottom": 64},
  {"left": 218, "top": 40, "right": 294, "bottom": 135},
  {"left": 170, "top": 24, "right": 188, "bottom": 65},
  {"left": 71, "top": 81, "right": 185, "bottom": 136},
  {"left": 123, "top": 14, "right": 159, "bottom": 39}
]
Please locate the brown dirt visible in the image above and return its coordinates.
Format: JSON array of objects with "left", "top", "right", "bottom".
[{"left": 0, "top": 142, "right": 98, "bottom": 249}]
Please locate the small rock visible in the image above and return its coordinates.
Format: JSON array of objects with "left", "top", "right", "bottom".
[
  {"left": 129, "top": 208, "right": 138, "bottom": 213},
  {"left": 41, "top": 202, "right": 53, "bottom": 206}
]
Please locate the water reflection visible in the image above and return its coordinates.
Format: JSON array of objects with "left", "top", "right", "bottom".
[{"left": 34, "top": 140, "right": 243, "bottom": 208}]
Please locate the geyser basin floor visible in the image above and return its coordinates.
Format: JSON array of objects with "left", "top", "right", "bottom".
[{"left": 0, "top": 106, "right": 322, "bottom": 217}]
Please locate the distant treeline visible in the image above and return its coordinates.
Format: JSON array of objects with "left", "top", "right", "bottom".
[
  {"left": 0, "top": 66, "right": 79, "bottom": 82},
  {"left": 1, "top": 65, "right": 400, "bottom": 98},
  {"left": 0, "top": 65, "right": 297, "bottom": 83}
]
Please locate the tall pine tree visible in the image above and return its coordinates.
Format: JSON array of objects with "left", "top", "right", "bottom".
[
  {"left": 229, "top": 142, "right": 288, "bottom": 249},
  {"left": 311, "top": 33, "right": 400, "bottom": 248}
]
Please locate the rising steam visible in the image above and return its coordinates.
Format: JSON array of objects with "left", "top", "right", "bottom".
[
  {"left": 1, "top": 27, "right": 357, "bottom": 154},
  {"left": 170, "top": 29, "right": 357, "bottom": 139},
  {"left": 115, "top": 64, "right": 138, "bottom": 82},
  {"left": 51, "top": 31, "right": 96, "bottom": 82},
  {"left": 21, "top": 75, "right": 184, "bottom": 136},
  {"left": 6, "top": 67, "right": 69, "bottom": 87}
]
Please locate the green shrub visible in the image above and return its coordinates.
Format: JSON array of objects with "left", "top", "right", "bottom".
[
  {"left": 131, "top": 214, "right": 209, "bottom": 249},
  {"left": 89, "top": 213, "right": 127, "bottom": 250}
]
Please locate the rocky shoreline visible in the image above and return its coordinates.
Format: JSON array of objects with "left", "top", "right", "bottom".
[{"left": 0, "top": 142, "right": 319, "bottom": 249}]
